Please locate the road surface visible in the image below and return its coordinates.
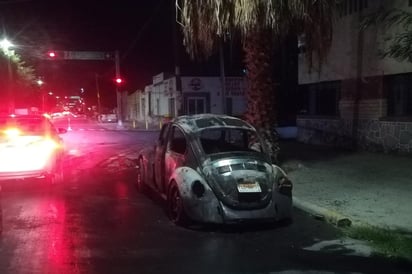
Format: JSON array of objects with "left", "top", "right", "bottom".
[{"left": 0, "top": 117, "right": 410, "bottom": 274}]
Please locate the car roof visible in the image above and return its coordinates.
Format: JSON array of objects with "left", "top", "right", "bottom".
[
  {"left": 172, "top": 114, "right": 255, "bottom": 134},
  {"left": 0, "top": 114, "right": 50, "bottom": 126},
  {"left": 0, "top": 114, "right": 48, "bottom": 119}
]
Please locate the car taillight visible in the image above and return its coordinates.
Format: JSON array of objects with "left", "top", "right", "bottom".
[
  {"left": 3, "top": 127, "right": 21, "bottom": 138},
  {"left": 278, "top": 177, "right": 293, "bottom": 196}
]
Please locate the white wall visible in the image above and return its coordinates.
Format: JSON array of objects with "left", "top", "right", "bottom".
[{"left": 299, "top": 0, "right": 412, "bottom": 84}]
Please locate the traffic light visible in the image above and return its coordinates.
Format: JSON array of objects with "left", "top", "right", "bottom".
[
  {"left": 46, "top": 50, "right": 59, "bottom": 59},
  {"left": 114, "top": 77, "right": 124, "bottom": 85},
  {"left": 48, "top": 51, "right": 56, "bottom": 58}
]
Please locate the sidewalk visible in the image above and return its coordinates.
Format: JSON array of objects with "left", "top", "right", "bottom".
[
  {"left": 98, "top": 121, "right": 161, "bottom": 131},
  {"left": 278, "top": 140, "right": 412, "bottom": 233}
]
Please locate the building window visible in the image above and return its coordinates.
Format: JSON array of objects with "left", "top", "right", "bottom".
[
  {"left": 156, "top": 98, "right": 160, "bottom": 115},
  {"left": 141, "top": 98, "right": 146, "bottom": 118},
  {"left": 298, "top": 81, "right": 341, "bottom": 116},
  {"left": 187, "top": 97, "right": 206, "bottom": 114},
  {"left": 385, "top": 74, "right": 412, "bottom": 116},
  {"left": 169, "top": 98, "right": 176, "bottom": 117},
  {"left": 226, "top": 97, "right": 233, "bottom": 115}
]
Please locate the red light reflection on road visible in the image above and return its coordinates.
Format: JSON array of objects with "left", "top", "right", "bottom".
[
  {"left": 14, "top": 196, "right": 87, "bottom": 274},
  {"left": 114, "top": 180, "right": 128, "bottom": 200},
  {"left": 42, "top": 198, "right": 70, "bottom": 270},
  {"left": 5, "top": 195, "right": 86, "bottom": 274}
]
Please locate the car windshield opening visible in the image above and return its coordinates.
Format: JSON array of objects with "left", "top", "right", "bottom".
[{"left": 199, "top": 128, "right": 262, "bottom": 154}]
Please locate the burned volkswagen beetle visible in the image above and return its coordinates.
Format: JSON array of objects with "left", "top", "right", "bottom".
[{"left": 136, "top": 114, "right": 292, "bottom": 226}]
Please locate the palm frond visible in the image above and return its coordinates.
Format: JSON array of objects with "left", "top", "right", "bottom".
[
  {"left": 362, "top": 8, "right": 412, "bottom": 30},
  {"left": 362, "top": 7, "right": 412, "bottom": 62},
  {"left": 177, "top": 0, "right": 336, "bottom": 65}
]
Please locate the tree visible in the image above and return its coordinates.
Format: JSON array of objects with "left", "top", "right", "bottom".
[
  {"left": 362, "top": 7, "right": 412, "bottom": 62},
  {"left": 0, "top": 50, "right": 37, "bottom": 104},
  {"left": 176, "top": 0, "right": 336, "bottom": 162}
]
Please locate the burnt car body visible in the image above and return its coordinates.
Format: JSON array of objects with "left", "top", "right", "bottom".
[
  {"left": 136, "top": 114, "right": 293, "bottom": 225},
  {"left": 0, "top": 114, "right": 67, "bottom": 185}
]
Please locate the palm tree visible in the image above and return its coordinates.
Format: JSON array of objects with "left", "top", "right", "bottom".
[
  {"left": 176, "top": 0, "right": 336, "bottom": 163},
  {"left": 362, "top": 7, "right": 412, "bottom": 62}
]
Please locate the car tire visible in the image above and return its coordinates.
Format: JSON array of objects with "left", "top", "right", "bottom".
[
  {"left": 45, "top": 161, "right": 64, "bottom": 185},
  {"left": 136, "top": 158, "right": 146, "bottom": 192},
  {"left": 167, "top": 182, "right": 190, "bottom": 226}
]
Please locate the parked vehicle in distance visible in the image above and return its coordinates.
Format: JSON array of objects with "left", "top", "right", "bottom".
[
  {"left": 0, "top": 114, "right": 67, "bottom": 184},
  {"left": 136, "top": 114, "right": 293, "bottom": 226},
  {"left": 99, "top": 113, "right": 117, "bottom": 123}
]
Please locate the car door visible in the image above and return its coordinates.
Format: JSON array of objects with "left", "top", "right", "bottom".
[
  {"left": 164, "top": 126, "right": 187, "bottom": 191},
  {"left": 154, "top": 123, "right": 170, "bottom": 192}
]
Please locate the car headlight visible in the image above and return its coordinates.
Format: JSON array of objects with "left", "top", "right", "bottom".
[{"left": 191, "top": 180, "right": 206, "bottom": 198}]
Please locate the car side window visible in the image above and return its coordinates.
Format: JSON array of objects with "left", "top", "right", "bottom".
[{"left": 168, "top": 126, "right": 186, "bottom": 155}]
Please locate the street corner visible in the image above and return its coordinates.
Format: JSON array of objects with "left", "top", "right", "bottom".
[{"left": 293, "top": 197, "right": 352, "bottom": 228}]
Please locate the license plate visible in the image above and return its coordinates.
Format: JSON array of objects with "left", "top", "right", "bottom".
[{"left": 237, "top": 182, "right": 262, "bottom": 193}]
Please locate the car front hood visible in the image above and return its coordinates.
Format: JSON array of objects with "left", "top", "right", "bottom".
[{"left": 201, "top": 155, "right": 273, "bottom": 210}]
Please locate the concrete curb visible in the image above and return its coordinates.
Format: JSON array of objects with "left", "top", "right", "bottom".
[
  {"left": 293, "top": 197, "right": 412, "bottom": 234},
  {"left": 293, "top": 197, "right": 352, "bottom": 227},
  {"left": 98, "top": 123, "right": 160, "bottom": 132}
]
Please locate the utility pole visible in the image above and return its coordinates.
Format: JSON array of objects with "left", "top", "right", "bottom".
[
  {"left": 7, "top": 54, "right": 14, "bottom": 114},
  {"left": 115, "top": 50, "right": 123, "bottom": 127},
  {"left": 219, "top": 38, "right": 227, "bottom": 115},
  {"left": 173, "top": 0, "right": 182, "bottom": 116},
  {"left": 95, "top": 73, "right": 101, "bottom": 120}
]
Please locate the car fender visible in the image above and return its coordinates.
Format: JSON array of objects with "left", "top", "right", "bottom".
[
  {"left": 271, "top": 164, "right": 293, "bottom": 219},
  {"left": 168, "top": 166, "right": 223, "bottom": 223}
]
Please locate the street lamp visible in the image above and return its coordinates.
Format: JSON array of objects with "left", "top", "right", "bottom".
[
  {"left": 37, "top": 79, "right": 46, "bottom": 112},
  {"left": 0, "top": 39, "right": 14, "bottom": 54},
  {"left": 95, "top": 73, "right": 102, "bottom": 121},
  {"left": 1, "top": 38, "right": 15, "bottom": 113},
  {"left": 36, "top": 79, "right": 44, "bottom": 86}
]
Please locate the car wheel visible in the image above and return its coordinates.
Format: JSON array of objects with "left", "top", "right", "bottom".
[
  {"left": 45, "top": 161, "right": 64, "bottom": 185},
  {"left": 136, "top": 158, "right": 146, "bottom": 192},
  {"left": 167, "top": 182, "right": 190, "bottom": 226}
]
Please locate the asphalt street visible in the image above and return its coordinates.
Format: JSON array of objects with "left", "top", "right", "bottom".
[{"left": 0, "top": 118, "right": 411, "bottom": 274}]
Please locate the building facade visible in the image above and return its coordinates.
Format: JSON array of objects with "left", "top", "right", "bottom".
[
  {"left": 125, "top": 89, "right": 142, "bottom": 122},
  {"left": 127, "top": 72, "right": 249, "bottom": 124},
  {"left": 297, "top": 0, "right": 412, "bottom": 154}
]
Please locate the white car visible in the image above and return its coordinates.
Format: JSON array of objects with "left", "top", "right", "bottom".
[{"left": 0, "top": 114, "right": 67, "bottom": 184}]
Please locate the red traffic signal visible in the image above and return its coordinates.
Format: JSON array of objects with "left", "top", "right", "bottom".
[
  {"left": 114, "top": 77, "right": 124, "bottom": 85},
  {"left": 47, "top": 50, "right": 57, "bottom": 58},
  {"left": 46, "top": 50, "right": 58, "bottom": 59}
]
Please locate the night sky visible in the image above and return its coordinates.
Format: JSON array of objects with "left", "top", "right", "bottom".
[
  {"left": 0, "top": 0, "right": 177, "bottom": 109},
  {"left": 1, "top": 0, "right": 244, "bottom": 109}
]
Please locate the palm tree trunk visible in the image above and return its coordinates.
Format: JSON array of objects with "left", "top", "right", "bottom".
[{"left": 244, "top": 29, "right": 280, "bottom": 163}]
